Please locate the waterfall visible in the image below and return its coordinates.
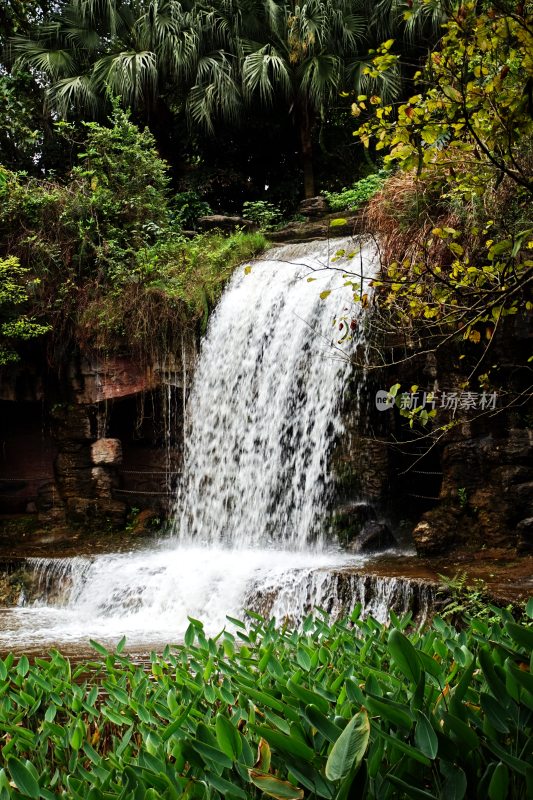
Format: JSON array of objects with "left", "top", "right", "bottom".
[
  {"left": 175, "top": 239, "right": 374, "bottom": 549},
  {"left": 0, "top": 238, "right": 428, "bottom": 650}
]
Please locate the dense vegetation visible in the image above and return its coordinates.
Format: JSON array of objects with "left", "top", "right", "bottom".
[
  {"left": 356, "top": 2, "right": 532, "bottom": 345},
  {"left": 0, "top": 107, "right": 266, "bottom": 363},
  {"left": 0, "top": 607, "right": 532, "bottom": 799},
  {"left": 1, "top": 0, "right": 530, "bottom": 373}
]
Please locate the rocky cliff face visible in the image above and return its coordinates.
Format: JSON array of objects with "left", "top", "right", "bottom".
[
  {"left": 0, "top": 345, "right": 196, "bottom": 533},
  {"left": 331, "top": 312, "right": 532, "bottom": 557}
]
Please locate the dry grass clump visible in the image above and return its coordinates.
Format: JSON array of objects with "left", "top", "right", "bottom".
[{"left": 362, "top": 172, "right": 458, "bottom": 272}]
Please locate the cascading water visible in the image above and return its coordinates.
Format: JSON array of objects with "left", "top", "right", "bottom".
[
  {"left": 0, "top": 238, "right": 422, "bottom": 650},
  {"left": 175, "top": 239, "right": 372, "bottom": 549}
]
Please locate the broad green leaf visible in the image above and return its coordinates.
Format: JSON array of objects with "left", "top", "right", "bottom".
[
  {"left": 479, "top": 693, "right": 510, "bottom": 734},
  {"left": 325, "top": 710, "right": 370, "bottom": 782},
  {"left": 7, "top": 758, "right": 40, "bottom": 799},
  {"left": 388, "top": 629, "right": 421, "bottom": 685},
  {"left": 190, "top": 738, "right": 233, "bottom": 769},
  {"left": 286, "top": 678, "right": 329, "bottom": 713},
  {"left": 306, "top": 704, "right": 342, "bottom": 743},
  {"left": 415, "top": 712, "right": 438, "bottom": 759},
  {"left": 89, "top": 640, "right": 108, "bottom": 657},
  {"left": 372, "top": 723, "right": 430, "bottom": 766},
  {"left": 442, "top": 712, "right": 479, "bottom": 751},
  {"left": 215, "top": 714, "right": 242, "bottom": 760},
  {"left": 364, "top": 694, "right": 413, "bottom": 730},
  {"left": 248, "top": 770, "right": 303, "bottom": 799},
  {"left": 254, "top": 726, "right": 315, "bottom": 763},
  {"left": 296, "top": 648, "right": 311, "bottom": 671},
  {"left": 505, "top": 622, "right": 533, "bottom": 651},
  {"left": 488, "top": 763, "right": 509, "bottom": 800},
  {"left": 485, "top": 741, "right": 531, "bottom": 776},
  {"left": 206, "top": 772, "right": 247, "bottom": 799}
]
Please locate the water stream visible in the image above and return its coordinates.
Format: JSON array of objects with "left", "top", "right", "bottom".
[{"left": 0, "top": 239, "right": 426, "bottom": 651}]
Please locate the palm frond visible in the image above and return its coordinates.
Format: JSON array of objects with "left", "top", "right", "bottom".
[
  {"left": 48, "top": 73, "right": 101, "bottom": 116},
  {"left": 405, "top": 0, "right": 449, "bottom": 40},
  {"left": 187, "top": 51, "right": 241, "bottom": 132},
  {"left": 13, "top": 40, "right": 77, "bottom": 79},
  {"left": 92, "top": 49, "right": 158, "bottom": 106},
  {"left": 242, "top": 44, "right": 291, "bottom": 104},
  {"left": 298, "top": 54, "right": 340, "bottom": 111}
]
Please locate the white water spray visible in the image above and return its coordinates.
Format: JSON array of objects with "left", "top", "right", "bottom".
[{"left": 175, "top": 239, "right": 374, "bottom": 549}]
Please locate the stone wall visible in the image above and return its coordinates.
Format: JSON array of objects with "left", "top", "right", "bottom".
[
  {"left": 0, "top": 343, "right": 196, "bottom": 533},
  {"left": 332, "top": 311, "right": 532, "bottom": 557}
]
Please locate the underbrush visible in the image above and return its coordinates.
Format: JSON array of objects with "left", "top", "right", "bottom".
[
  {"left": 0, "top": 110, "right": 267, "bottom": 363},
  {"left": 76, "top": 230, "right": 267, "bottom": 353},
  {"left": 323, "top": 171, "right": 388, "bottom": 213},
  {"left": 0, "top": 604, "right": 532, "bottom": 799}
]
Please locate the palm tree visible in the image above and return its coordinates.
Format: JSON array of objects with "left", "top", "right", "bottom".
[
  {"left": 12, "top": 0, "right": 451, "bottom": 197},
  {"left": 186, "top": 0, "right": 368, "bottom": 198},
  {"left": 11, "top": 1, "right": 199, "bottom": 118}
]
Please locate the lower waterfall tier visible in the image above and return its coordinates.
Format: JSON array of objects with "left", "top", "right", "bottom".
[{"left": 0, "top": 545, "right": 435, "bottom": 651}]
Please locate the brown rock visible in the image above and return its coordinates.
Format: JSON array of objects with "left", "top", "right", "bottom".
[
  {"left": 299, "top": 196, "right": 328, "bottom": 217},
  {"left": 91, "top": 466, "right": 119, "bottom": 497},
  {"left": 56, "top": 449, "right": 92, "bottom": 473},
  {"left": 517, "top": 517, "right": 533, "bottom": 552},
  {"left": 412, "top": 508, "right": 465, "bottom": 556},
  {"left": 52, "top": 405, "right": 93, "bottom": 442},
  {"left": 66, "top": 497, "right": 126, "bottom": 527},
  {"left": 197, "top": 215, "right": 256, "bottom": 232},
  {"left": 91, "top": 439, "right": 122, "bottom": 466}
]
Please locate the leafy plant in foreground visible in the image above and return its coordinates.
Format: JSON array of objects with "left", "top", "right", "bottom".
[{"left": 0, "top": 603, "right": 532, "bottom": 799}]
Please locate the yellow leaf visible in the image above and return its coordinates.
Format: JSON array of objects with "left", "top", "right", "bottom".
[
  {"left": 468, "top": 330, "right": 481, "bottom": 343},
  {"left": 244, "top": 266, "right": 252, "bottom": 275}
]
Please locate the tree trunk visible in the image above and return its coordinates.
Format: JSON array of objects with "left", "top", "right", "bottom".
[{"left": 299, "top": 107, "right": 315, "bottom": 199}]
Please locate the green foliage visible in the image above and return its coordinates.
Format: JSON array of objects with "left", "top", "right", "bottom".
[
  {"left": 323, "top": 170, "right": 388, "bottom": 212},
  {"left": 356, "top": 2, "right": 533, "bottom": 340},
  {"left": 0, "top": 255, "right": 49, "bottom": 364},
  {"left": 0, "top": 109, "right": 267, "bottom": 359},
  {"left": 242, "top": 200, "right": 283, "bottom": 230},
  {"left": 68, "top": 105, "right": 171, "bottom": 282},
  {"left": 437, "top": 572, "right": 523, "bottom": 626},
  {"left": 0, "top": 70, "right": 42, "bottom": 172},
  {"left": 0, "top": 608, "right": 532, "bottom": 799},
  {"left": 171, "top": 192, "right": 212, "bottom": 231}
]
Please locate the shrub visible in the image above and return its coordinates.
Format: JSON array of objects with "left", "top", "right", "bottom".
[
  {"left": 242, "top": 200, "right": 283, "bottom": 229},
  {"left": 171, "top": 191, "right": 212, "bottom": 230},
  {"left": 0, "top": 111, "right": 267, "bottom": 361},
  {"left": 323, "top": 170, "right": 388, "bottom": 212}
]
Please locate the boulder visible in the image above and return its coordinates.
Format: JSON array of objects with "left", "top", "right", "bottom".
[
  {"left": 197, "top": 215, "right": 256, "bottom": 232},
  {"left": 91, "top": 438, "right": 122, "bottom": 466},
  {"left": 352, "top": 521, "right": 395, "bottom": 553},
  {"left": 298, "top": 196, "right": 328, "bottom": 217},
  {"left": 517, "top": 517, "right": 533, "bottom": 553}
]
